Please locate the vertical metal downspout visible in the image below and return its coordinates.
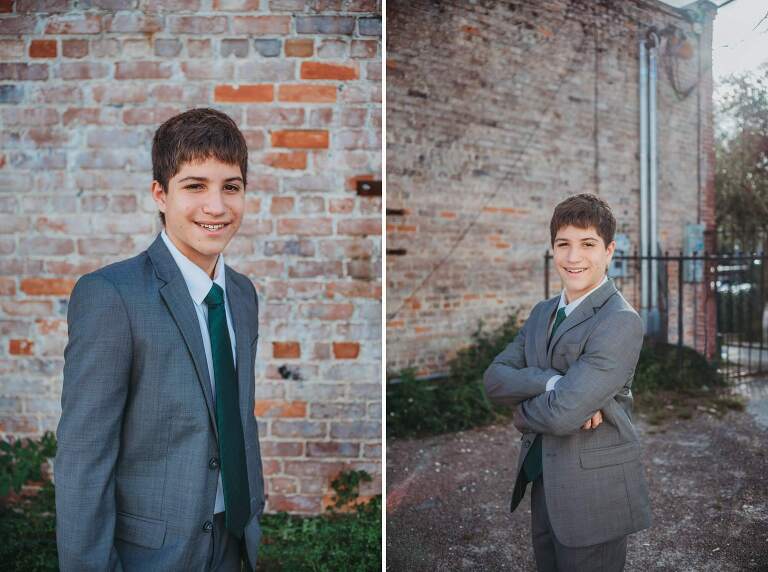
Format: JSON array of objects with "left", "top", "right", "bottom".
[
  {"left": 648, "top": 31, "right": 660, "bottom": 335},
  {"left": 639, "top": 40, "right": 649, "bottom": 325}
]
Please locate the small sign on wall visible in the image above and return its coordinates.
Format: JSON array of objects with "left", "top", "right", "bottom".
[{"left": 609, "top": 233, "right": 630, "bottom": 278}]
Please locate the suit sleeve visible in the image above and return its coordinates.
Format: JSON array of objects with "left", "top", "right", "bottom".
[
  {"left": 55, "top": 273, "right": 130, "bottom": 572},
  {"left": 514, "top": 309, "right": 644, "bottom": 436},
  {"left": 483, "top": 309, "right": 562, "bottom": 408}
]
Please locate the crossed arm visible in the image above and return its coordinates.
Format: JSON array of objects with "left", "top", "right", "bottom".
[{"left": 483, "top": 310, "right": 644, "bottom": 436}]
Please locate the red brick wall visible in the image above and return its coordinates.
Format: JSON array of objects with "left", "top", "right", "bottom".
[
  {"left": 0, "top": 0, "right": 381, "bottom": 515},
  {"left": 386, "top": 0, "right": 716, "bottom": 375}
]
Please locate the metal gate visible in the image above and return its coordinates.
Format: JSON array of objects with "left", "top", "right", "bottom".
[{"left": 544, "top": 252, "right": 768, "bottom": 382}]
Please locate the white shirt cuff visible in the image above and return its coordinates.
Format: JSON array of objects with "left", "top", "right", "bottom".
[{"left": 546, "top": 375, "right": 562, "bottom": 392}]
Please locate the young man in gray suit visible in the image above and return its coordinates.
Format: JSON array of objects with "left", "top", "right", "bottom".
[
  {"left": 55, "top": 108, "right": 264, "bottom": 571},
  {"left": 484, "top": 194, "right": 652, "bottom": 571}
]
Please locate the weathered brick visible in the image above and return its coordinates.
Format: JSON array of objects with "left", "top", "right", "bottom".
[
  {"left": 278, "top": 84, "right": 336, "bottom": 103},
  {"left": 213, "top": 0, "right": 260, "bottom": 9},
  {"left": 154, "top": 38, "right": 182, "bottom": 57},
  {"left": 246, "top": 107, "right": 304, "bottom": 127},
  {"left": 351, "top": 39, "right": 378, "bottom": 59},
  {"left": 272, "top": 420, "right": 327, "bottom": 439},
  {"left": 0, "top": 85, "right": 24, "bottom": 104},
  {"left": 220, "top": 38, "right": 249, "bottom": 58},
  {"left": 306, "top": 441, "right": 359, "bottom": 457},
  {"left": 0, "top": 40, "right": 25, "bottom": 59},
  {"left": 186, "top": 39, "right": 212, "bottom": 58},
  {"left": 316, "top": 38, "right": 347, "bottom": 58},
  {"left": 232, "top": 15, "right": 290, "bottom": 35},
  {"left": 330, "top": 421, "right": 380, "bottom": 439},
  {"left": 19, "top": 236, "right": 73, "bottom": 255},
  {"left": 285, "top": 38, "right": 313, "bottom": 57},
  {"left": 263, "top": 151, "right": 307, "bottom": 170},
  {"left": 277, "top": 218, "right": 332, "bottom": 236},
  {"left": 16, "top": 0, "right": 69, "bottom": 11},
  {"left": 62, "top": 39, "right": 88, "bottom": 58},
  {"left": 1, "top": 16, "right": 38, "bottom": 34},
  {"left": 271, "top": 130, "right": 330, "bottom": 149},
  {"left": 254, "top": 400, "right": 307, "bottom": 418},
  {"left": 45, "top": 14, "right": 102, "bottom": 34},
  {"left": 181, "top": 61, "right": 234, "bottom": 80},
  {"left": 300, "top": 61, "right": 358, "bottom": 80},
  {"left": 299, "top": 303, "right": 353, "bottom": 320},
  {"left": 115, "top": 61, "right": 173, "bottom": 80},
  {"left": 267, "top": 494, "right": 322, "bottom": 514},
  {"left": 272, "top": 341, "right": 300, "bottom": 358},
  {"left": 29, "top": 40, "right": 57, "bottom": 59},
  {"left": 20, "top": 278, "right": 75, "bottom": 296},
  {"left": 0, "top": 63, "right": 48, "bottom": 81},
  {"left": 91, "top": 85, "right": 148, "bottom": 105},
  {"left": 253, "top": 39, "right": 281, "bottom": 57},
  {"left": 296, "top": 16, "right": 355, "bottom": 35},
  {"left": 59, "top": 62, "right": 109, "bottom": 80},
  {"left": 358, "top": 17, "right": 381, "bottom": 36},
  {"left": 214, "top": 84, "right": 273, "bottom": 103},
  {"left": 9, "top": 339, "right": 34, "bottom": 356},
  {"left": 332, "top": 342, "right": 360, "bottom": 359},
  {"left": 260, "top": 441, "right": 303, "bottom": 457},
  {"left": 309, "top": 402, "right": 366, "bottom": 419},
  {"left": 169, "top": 16, "right": 227, "bottom": 34},
  {"left": 338, "top": 218, "right": 380, "bottom": 236}
]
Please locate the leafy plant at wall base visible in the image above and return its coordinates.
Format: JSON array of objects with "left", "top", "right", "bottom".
[
  {"left": 387, "top": 314, "right": 521, "bottom": 438},
  {"left": 0, "top": 431, "right": 56, "bottom": 498},
  {"left": 258, "top": 469, "right": 382, "bottom": 571},
  {"left": 329, "top": 469, "right": 372, "bottom": 510}
]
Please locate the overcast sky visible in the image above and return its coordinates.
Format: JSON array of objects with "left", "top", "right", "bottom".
[{"left": 712, "top": 0, "right": 768, "bottom": 82}]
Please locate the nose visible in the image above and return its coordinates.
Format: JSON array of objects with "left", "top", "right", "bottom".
[
  {"left": 202, "top": 188, "right": 226, "bottom": 216},
  {"left": 565, "top": 247, "right": 582, "bottom": 264}
]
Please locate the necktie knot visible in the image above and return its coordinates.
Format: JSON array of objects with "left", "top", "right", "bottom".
[{"left": 204, "top": 283, "right": 225, "bottom": 307}]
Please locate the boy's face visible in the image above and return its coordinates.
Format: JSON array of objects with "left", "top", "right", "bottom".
[
  {"left": 552, "top": 224, "right": 615, "bottom": 303},
  {"left": 151, "top": 157, "right": 245, "bottom": 276}
]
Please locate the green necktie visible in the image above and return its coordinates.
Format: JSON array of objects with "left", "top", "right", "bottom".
[
  {"left": 205, "top": 283, "right": 250, "bottom": 538},
  {"left": 522, "top": 306, "right": 567, "bottom": 483}
]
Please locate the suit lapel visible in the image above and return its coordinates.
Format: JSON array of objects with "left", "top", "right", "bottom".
[
  {"left": 535, "top": 297, "right": 559, "bottom": 368},
  {"left": 545, "top": 278, "right": 619, "bottom": 363},
  {"left": 148, "top": 235, "right": 219, "bottom": 442},
  {"left": 225, "top": 270, "right": 253, "bottom": 435}
]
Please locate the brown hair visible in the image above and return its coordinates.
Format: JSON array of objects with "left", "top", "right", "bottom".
[
  {"left": 549, "top": 193, "right": 616, "bottom": 246},
  {"left": 152, "top": 108, "right": 248, "bottom": 225}
]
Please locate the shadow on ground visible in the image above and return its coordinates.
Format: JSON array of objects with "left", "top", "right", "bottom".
[{"left": 386, "top": 385, "right": 768, "bottom": 571}]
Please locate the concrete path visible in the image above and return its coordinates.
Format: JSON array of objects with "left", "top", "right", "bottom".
[{"left": 386, "top": 393, "right": 768, "bottom": 571}]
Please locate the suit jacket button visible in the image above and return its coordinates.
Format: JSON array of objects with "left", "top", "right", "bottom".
[
  {"left": 209, "top": 457, "right": 219, "bottom": 469},
  {"left": 203, "top": 520, "right": 214, "bottom": 532}
]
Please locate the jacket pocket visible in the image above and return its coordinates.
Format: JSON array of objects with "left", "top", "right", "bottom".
[
  {"left": 579, "top": 441, "right": 641, "bottom": 469},
  {"left": 115, "top": 511, "right": 166, "bottom": 549}
]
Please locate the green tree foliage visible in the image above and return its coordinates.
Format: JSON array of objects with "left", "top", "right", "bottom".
[{"left": 716, "top": 65, "right": 768, "bottom": 251}]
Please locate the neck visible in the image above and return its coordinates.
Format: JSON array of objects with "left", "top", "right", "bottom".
[{"left": 164, "top": 230, "right": 219, "bottom": 278}]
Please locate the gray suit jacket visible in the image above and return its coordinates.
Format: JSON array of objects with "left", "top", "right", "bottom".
[
  {"left": 483, "top": 278, "right": 652, "bottom": 547},
  {"left": 55, "top": 234, "right": 265, "bottom": 571}
]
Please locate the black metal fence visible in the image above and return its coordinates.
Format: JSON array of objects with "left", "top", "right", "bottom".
[{"left": 544, "top": 252, "right": 768, "bottom": 382}]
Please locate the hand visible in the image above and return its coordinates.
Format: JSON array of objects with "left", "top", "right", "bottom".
[
  {"left": 512, "top": 407, "right": 527, "bottom": 433},
  {"left": 581, "top": 410, "right": 603, "bottom": 430}
]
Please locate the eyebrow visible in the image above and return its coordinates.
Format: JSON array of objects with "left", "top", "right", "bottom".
[
  {"left": 178, "top": 176, "right": 244, "bottom": 183},
  {"left": 555, "top": 236, "right": 599, "bottom": 242}
]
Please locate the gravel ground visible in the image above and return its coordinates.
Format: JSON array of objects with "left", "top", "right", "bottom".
[{"left": 386, "top": 382, "right": 768, "bottom": 571}]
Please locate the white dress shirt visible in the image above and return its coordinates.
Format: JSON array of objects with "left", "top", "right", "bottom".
[
  {"left": 545, "top": 274, "right": 609, "bottom": 391},
  {"left": 161, "top": 230, "right": 236, "bottom": 514}
]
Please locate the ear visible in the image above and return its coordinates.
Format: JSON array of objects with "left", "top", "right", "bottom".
[{"left": 151, "top": 180, "right": 167, "bottom": 214}]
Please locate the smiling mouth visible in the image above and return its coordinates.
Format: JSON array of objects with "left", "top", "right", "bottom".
[
  {"left": 564, "top": 267, "right": 587, "bottom": 275},
  {"left": 196, "top": 222, "right": 229, "bottom": 232}
]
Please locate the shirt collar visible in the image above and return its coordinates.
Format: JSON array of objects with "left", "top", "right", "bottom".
[
  {"left": 161, "top": 230, "right": 226, "bottom": 306},
  {"left": 557, "top": 274, "right": 608, "bottom": 316}
]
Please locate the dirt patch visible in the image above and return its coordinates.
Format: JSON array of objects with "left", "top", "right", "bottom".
[{"left": 386, "top": 399, "right": 768, "bottom": 571}]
